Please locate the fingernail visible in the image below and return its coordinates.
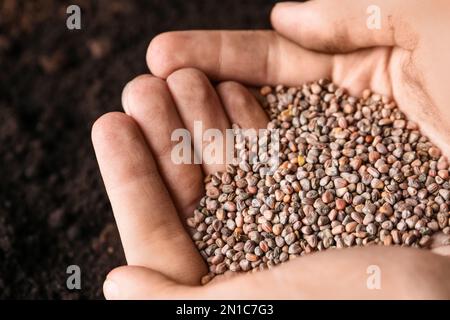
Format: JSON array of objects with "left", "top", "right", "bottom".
[
  {"left": 103, "top": 279, "right": 120, "bottom": 300},
  {"left": 122, "top": 81, "right": 132, "bottom": 115}
]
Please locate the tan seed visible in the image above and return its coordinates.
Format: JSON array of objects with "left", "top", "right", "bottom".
[
  {"left": 428, "top": 146, "right": 441, "bottom": 159},
  {"left": 345, "top": 221, "right": 358, "bottom": 233},
  {"left": 245, "top": 253, "right": 259, "bottom": 262},
  {"left": 335, "top": 199, "right": 347, "bottom": 210},
  {"left": 332, "top": 225, "right": 345, "bottom": 235},
  {"left": 272, "top": 223, "right": 283, "bottom": 236}
]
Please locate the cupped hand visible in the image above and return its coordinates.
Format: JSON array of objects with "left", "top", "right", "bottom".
[
  {"left": 92, "top": 67, "right": 450, "bottom": 299},
  {"left": 92, "top": 0, "right": 450, "bottom": 299},
  {"left": 147, "top": 0, "right": 450, "bottom": 158}
]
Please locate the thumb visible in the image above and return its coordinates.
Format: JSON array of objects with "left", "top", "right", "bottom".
[
  {"left": 103, "top": 265, "right": 284, "bottom": 300},
  {"left": 102, "top": 265, "right": 270, "bottom": 300},
  {"left": 271, "top": 0, "right": 414, "bottom": 53},
  {"left": 103, "top": 266, "right": 199, "bottom": 300}
]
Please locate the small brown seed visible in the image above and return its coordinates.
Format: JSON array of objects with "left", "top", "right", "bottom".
[
  {"left": 345, "top": 221, "right": 358, "bottom": 233},
  {"left": 285, "top": 232, "right": 297, "bottom": 245},
  {"left": 419, "top": 235, "right": 432, "bottom": 248},
  {"left": 367, "top": 167, "right": 380, "bottom": 178},
  {"left": 405, "top": 233, "right": 417, "bottom": 246},
  {"left": 391, "top": 230, "right": 401, "bottom": 244},
  {"left": 393, "top": 119, "right": 406, "bottom": 129},
  {"left": 369, "top": 151, "right": 380, "bottom": 163},
  {"left": 261, "top": 221, "right": 273, "bottom": 233},
  {"left": 259, "top": 240, "right": 269, "bottom": 253},
  {"left": 322, "top": 190, "right": 334, "bottom": 203},
  {"left": 428, "top": 146, "right": 441, "bottom": 159},
  {"left": 211, "top": 254, "right": 224, "bottom": 265},
  {"left": 239, "top": 259, "right": 251, "bottom": 271},
  {"left": 334, "top": 178, "right": 348, "bottom": 189},
  {"left": 335, "top": 199, "right": 347, "bottom": 210},
  {"left": 383, "top": 234, "right": 393, "bottom": 246},
  {"left": 206, "top": 186, "right": 220, "bottom": 199},
  {"left": 272, "top": 223, "right": 283, "bottom": 236},
  {"left": 288, "top": 243, "right": 302, "bottom": 254},
  {"left": 427, "top": 183, "right": 439, "bottom": 194},
  {"left": 402, "top": 152, "right": 415, "bottom": 164},
  {"left": 379, "top": 202, "right": 393, "bottom": 216},
  {"left": 260, "top": 86, "right": 272, "bottom": 95},
  {"left": 331, "top": 225, "right": 345, "bottom": 235},
  {"left": 362, "top": 203, "right": 376, "bottom": 215},
  {"left": 437, "top": 212, "right": 449, "bottom": 229},
  {"left": 370, "top": 178, "right": 384, "bottom": 189},
  {"left": 223, "top": 201, "right": 236, "bottom": 211},
  {"left": 245, "top": 253, "right": 259, "bottom": 262},
  {"left": 351, "top": 211, "right": 363, "bottom": 224},
  {"left": 363, "top": 213, "right": 374, "bottom": 225},
  {"left": 215, "top": 262, "right": 227, "bottom": 274},
  {"left": 366, "top": 223, "right": 377, "bottom": 235}
]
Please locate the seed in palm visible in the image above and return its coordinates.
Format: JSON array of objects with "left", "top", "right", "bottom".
[{"left": 188, "top": 80, "right": 450, "bottom": 284}]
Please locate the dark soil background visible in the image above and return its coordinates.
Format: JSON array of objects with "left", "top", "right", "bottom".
[{"left": 0, "top": 0, "right": 279, "bottom": 299}]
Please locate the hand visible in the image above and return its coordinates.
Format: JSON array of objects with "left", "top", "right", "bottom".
[
  {"left": 92, "top": 67, "right": 450, "bottom": 299},
  {"left": 146, "top": 0, "right": 450, "bottom": 159},
  {"left": 92, "top": 0, "right": 450, "bottom": 299}
]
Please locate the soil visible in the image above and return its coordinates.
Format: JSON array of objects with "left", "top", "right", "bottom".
[{"left": 0, "top": 0, "right": 278, "bottom": 299}]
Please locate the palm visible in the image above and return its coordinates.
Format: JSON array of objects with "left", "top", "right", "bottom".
[
  {"left": 158, "top": 46, "right": 445, "bottom": 286},
  {"left": 334, "top": 45, "right": 449, "bottom": 156}
]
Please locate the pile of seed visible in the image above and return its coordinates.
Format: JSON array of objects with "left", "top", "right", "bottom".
[{"left": 186, "top": 79, "right": 450, "bottom": 284}]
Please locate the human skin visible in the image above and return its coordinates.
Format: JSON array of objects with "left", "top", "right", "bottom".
[{"left": 92, "top": 0, "right": 450, "bottom": 299}]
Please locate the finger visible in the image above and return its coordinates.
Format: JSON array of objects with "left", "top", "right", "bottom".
[
  {"left": 216, "top": 81, "right": 269, "bottom": 129},
  {"left": 103, "top": 264, "right": 271, "bottom": 300},
  {"left": 271, "top": 0, "right": 417, "bottom": 53},
  {"left": 104, "top": 266, "right": 198, "bottom": 300},
  {"left": 148, "top": 31, "right": 332, "bottom": 86},
  {"left": 121, "top": 75, "right": 203, "bottom": 218},
  {"left": 92, "top": 112, "right": 206, "bottom": 284},
  {"left": 167, "top": 68, "right": 230, "bottom": 175}
]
